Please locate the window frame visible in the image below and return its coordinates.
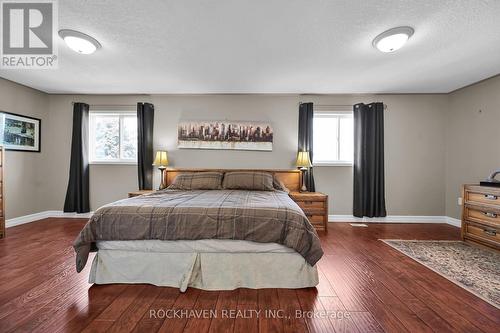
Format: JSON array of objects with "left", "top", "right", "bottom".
[
  {"left": 88, "top": 110, "right": 138, "bottom": 165},
  {"left": 313, "top": 110, "right": 353, "bottom": 167}
]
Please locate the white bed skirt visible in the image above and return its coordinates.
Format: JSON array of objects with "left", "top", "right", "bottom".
[{"left": 89, "top": 240, "right": 318, "bottom": 292}]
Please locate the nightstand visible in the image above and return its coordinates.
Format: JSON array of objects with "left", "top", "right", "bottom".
[
  {"left": 289, "top": 192, "right": 328, "bottom": 232},
  {"left": 128, "top": 190, "right": 156, "bottom": 198}
]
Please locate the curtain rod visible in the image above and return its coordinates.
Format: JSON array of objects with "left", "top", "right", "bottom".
[
  {"left": 313, "top": 104, "right": 353, "bottom": 109},
  {"left": 70, "top": 102, "right": 137, "bottom": 110},
  {"left": 300, "top": 103, "right": 388, "bottom": 110}
]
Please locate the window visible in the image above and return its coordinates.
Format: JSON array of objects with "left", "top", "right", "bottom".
[
  {"left": 313, "top": 111, "right": 353, "bottom": 165},
  {"left": 89, "top": 111, "right": 137, "bottom": 163}
]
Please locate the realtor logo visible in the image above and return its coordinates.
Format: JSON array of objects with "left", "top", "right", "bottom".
[{"left": 1, "top": 0, "right": 58, "bottom": 68}]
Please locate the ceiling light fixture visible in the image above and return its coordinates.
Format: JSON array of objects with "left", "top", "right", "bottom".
[
  {"left": 59, "top": 29, "right": 101, "bottom": 54},
  {"left": 372, "top": 26, "right": 414, "bottom": 53}
]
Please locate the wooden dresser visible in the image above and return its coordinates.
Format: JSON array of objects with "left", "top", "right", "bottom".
[
  {"left": 289, "top": 192, "right": 328, "bottom": 232},
  {"left": 0, "top": 146, "right": 4, "bottom": 239},
  {"left": 462, "top": 185, "right": 500, "bottom": 250}
]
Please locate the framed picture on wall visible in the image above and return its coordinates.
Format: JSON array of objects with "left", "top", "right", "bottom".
[
  {"left": 0, "top": 111, "right": 41, "bottom": 152},
  {"left": 178, "top": 120, "right": 273, "bottom": 151}
]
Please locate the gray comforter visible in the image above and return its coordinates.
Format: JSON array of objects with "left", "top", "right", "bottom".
[{"left": 73, "top": 190, "right": 324, "bottom": 272}]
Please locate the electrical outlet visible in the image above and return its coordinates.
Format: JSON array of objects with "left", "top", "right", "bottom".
[{"left": 458, "top": 197, "right": 463, "bottom": 206}]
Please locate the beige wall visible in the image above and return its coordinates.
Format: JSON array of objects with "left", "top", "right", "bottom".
[
  {"left": 44, "top": 94, "right": 300, "bottom": 210},
  {"left": 307, "top": 94, "right": 448, "bottom": 216},
  {"left": 445, "top": 75, "right": 500, "bottom": 219},
  {"left": 5, "top": 75, "right": 494, "bottom": 219},
  {"left": 0, "top": 78, "right": 49, "bottom": 219},
  {"left": 43, "top": 95, "right": 144, "bottom": 211},
  {"left": 42, "top": 93, "right": 447, "bottom": 216}
]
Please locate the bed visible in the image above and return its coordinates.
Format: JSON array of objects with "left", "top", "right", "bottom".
[{"left": 74, "top": 169, "right": 324, "bottom": 291}]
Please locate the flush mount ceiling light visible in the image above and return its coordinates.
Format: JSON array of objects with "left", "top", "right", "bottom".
[
  {"left": 372, "top": 26, "right": 414, "bottom": 53},
  {"left": 58, "top": 29, "right": 101, "bottom": 54}
]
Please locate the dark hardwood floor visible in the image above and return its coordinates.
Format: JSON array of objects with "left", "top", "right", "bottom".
[{"left": 0, "top": 219, "right": 498, "bottom": 333}]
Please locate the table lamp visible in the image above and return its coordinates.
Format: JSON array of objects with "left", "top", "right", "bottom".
[
  {"left": 153, "top": 151, "right": 169, "bottom": 190},
  {"left": 296, "top": 151, "right": 312, "bottom": 192}
]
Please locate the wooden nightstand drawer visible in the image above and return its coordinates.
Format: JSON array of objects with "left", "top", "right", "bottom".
[
  {"left": 304, "top": 214, "right": 324, "bottom": 224},
  {"left": 289, "top": 191, "right": 328, "bottom": 232},
  {"left": 308, "top": 216, "right": 327, "bottom": 231},
  {"left": 301, "top": 207, "right": 326, "bottom": 215},
  {"left": 296, "top": 200, "right": 325, "bottom": 210}
]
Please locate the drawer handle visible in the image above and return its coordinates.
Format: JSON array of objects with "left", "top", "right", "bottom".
[
  {"left": 304, "top": 201, "right": 313, "bottom": 205},
  {"left": 484, "top": 194, "right": 498, "bottom": 200},
  {"left": 483, "top": 212, "right": 498, "bottom": 218},
  {"left": 484, "top": 229, "right": 497, "bottom": 237}
]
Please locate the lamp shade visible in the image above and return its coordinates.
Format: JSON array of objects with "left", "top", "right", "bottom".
[
  {"left": 153, "top": 151, "right": 169, "bottom": 167},
  {"left": 296, "top": 151, "right": 312, "bottom": 168}
]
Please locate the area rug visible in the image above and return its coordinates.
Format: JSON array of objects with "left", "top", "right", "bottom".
[{"left": 381, "top": 240, "right": 500, "bottom": 309}]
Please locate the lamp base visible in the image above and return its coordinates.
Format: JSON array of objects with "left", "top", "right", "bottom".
[
  {"left": 300, "top": 168, "right": 308, "bottom": 193},
  {"left": 158, "top": 167, "right": 167, "bottom": 190}
]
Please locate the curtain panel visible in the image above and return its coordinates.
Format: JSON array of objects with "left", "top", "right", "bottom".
[
  {"left": 298, "top": 102, "right": 316, "bottom": 192},
  {"left": 64, "top": 102, "right": 90, "bottom": 213},
  {"left": 353, "top": 102, "right": 386, "bottom": 217},
  {"left": 137, "top": 102, "right": 155, "bottom": 190}
]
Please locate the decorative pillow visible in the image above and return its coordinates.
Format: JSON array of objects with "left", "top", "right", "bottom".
[
  {"left": 167, "top": 172, "right": 223, "bottom": 190},
  {"left": 222, "top": 171, "right": 275, "bottom": 191},
  {"left": 273, "top": 176, "right": 290, "bottom": 193}
]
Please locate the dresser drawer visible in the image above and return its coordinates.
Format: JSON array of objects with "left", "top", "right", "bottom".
[
  {"left": 466, "top": 191, "right": 500, "bottom": 206},
  {"left": 296, "top": 200, "right": 325, "bottom": 210},
  {"left": 464, "top": 222, "right": 500, "bottom": 245},
  {"left": 465, "top": 206, "right": 500, "bottom": 227}
]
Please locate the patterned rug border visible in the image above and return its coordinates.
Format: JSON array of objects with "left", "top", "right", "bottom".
[{"left": 380, "top": 239, "right": 500, "bottom": 309}]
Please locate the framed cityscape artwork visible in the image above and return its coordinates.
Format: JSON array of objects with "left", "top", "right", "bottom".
[{"left": 178, "top": 120, "right": 273, "bottom": 151}]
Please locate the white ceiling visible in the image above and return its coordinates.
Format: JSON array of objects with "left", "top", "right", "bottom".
[{"left": 1, "top": 0, "right": 500, "bottom": 94}]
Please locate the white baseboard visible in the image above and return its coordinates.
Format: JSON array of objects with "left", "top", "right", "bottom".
[
  {"left": 329, "top": 215, "right": 461, "bottom": 228},
  {"left": 444, "top": 216, "right": 462, "bottom": 227},
  {"left": 7, "top": 211, "right": 462, "bottom": 229},
  {"left": 6, "top": 210, "right": 93, "bottom": 228}
]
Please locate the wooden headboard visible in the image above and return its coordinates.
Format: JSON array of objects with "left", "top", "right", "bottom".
[{"left": 164, "top": 168, "right": 301, "bottom": 192}]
